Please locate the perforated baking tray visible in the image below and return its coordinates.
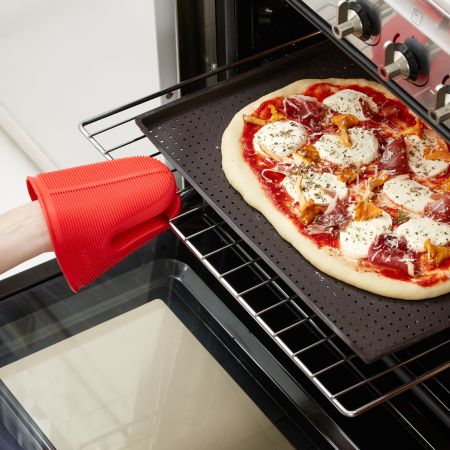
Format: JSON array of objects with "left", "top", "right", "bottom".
[{"left": 136, "top": 40, "right": 450, "bottom": 363}]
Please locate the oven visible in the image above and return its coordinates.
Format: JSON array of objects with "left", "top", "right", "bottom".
[{"left": 1, "top": 1, "right": 449, "bottom": 449}]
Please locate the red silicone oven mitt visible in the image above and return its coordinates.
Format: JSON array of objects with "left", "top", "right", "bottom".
[{"left": 27, "top": 156, "right": 181, "bottom": 292}]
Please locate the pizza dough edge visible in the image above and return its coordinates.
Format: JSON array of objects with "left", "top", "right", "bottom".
[{"left": 221, "top": 77, "right": 450, "bottom": 300}]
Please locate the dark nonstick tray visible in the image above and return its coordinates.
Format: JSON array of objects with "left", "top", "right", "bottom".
[{"left": 136, "top": 40, "right": 450, "bottom": 363}]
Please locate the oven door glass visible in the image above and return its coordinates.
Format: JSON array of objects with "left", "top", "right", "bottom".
[{"left": 0, "top": 232, "right": 329, "bottom": 450}]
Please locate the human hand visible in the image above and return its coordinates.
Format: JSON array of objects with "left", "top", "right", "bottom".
[
  {"left": 0, "top": 201, "right": 53, "bottom": 274},
  {"left": 1, "top": 157, "right": 179, "bottom": 291}
]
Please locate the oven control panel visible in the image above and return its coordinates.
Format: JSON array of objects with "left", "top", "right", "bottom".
[{"left": 289, "top": 0, "right": 450, "bottom": 131}]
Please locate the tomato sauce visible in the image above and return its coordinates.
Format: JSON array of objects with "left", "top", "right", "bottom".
[
  {"left": 310, "top": 233, "right": 339, "bottom": 249},
  {"left": 379, "top": 268, "right": 411, "bottom": 282},
  {"left": 417, "top": 275, "right": 447, "bottom": 287},
  {"left": 255, "top": 97, "right": 284, "bottom": 120}
]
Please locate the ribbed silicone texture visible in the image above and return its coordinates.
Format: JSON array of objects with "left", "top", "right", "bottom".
[{"left": 27, "top": 156, "right": 180, "bottom": 292}]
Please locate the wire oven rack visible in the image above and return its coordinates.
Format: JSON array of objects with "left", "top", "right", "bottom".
[{"left": 79, "top": 35, "right": 450, "bottom": 417}]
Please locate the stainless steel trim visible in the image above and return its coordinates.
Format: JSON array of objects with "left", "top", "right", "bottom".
[{"left": 333, "top": 1, "right": 364, "bottom": 39}]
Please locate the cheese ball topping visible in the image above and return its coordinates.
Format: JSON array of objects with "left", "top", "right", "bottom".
[
  {"left": 281, "top": 175, "right": 299, "bottom": 201},
  {"left": 282, "top": 172, "right": 348, "bottom": 205},
  {"left": 396, "top": 217, "right": 450, "bottom": 252},
  {"left": 253, "top": 120, "right": 307, "bottom": 160},
  {"left": 322, "top": 89, "right": 378, "bottom": 121},
  {"left": 382, "top": 176, "right": 432, "bottom": 213},
  {"left": 405, "top": 130, "right": 449, "bottom": 178},
  {"left": 301, "top": 171, "right": 348, "bottom": 205},
  {"left": 340, "top": 210, "right": 392, "bottom": 259},
  {"left": 315, "top": 128, "right": 378, "bottom": 166}
]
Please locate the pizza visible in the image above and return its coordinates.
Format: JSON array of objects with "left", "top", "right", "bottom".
[{"left": 221, "top": 78, "right": 450, "bottom": 300}]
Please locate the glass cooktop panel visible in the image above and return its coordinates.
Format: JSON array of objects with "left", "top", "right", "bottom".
[{"left": 0, "top": 300, "right": 292, "bottom": 450}]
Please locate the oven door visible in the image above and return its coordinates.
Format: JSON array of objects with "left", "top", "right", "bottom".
[
  {"left": 1, "top": 231, "right": 448, "bottom": 450},
  {"left": 0, "top": 231, "right": 349, "bottom": 450}
]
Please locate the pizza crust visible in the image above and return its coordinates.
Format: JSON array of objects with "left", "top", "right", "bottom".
[{"left": 221, "top": 78, "right": 450, "bottom": 300}]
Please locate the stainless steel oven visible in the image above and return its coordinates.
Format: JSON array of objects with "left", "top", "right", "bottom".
[{"left": 1, "top": 1, "right": 449, "bottom": 448}]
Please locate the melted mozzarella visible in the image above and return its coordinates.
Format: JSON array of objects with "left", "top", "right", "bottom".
[
  {"left": 396, "top": 217, "right": 450, "bottom": 252},
  {"left": 301, "top": 171, "right": 348, "bottom": 205},
  {"left": 382, "top": 175, "right": 432, "bottom": 213},
  {"left": 253, "top": 120, "right": 306, "bottom": 160},
  {"left": 340, "top": 210, "right": 392, "bottom": 259},
  {"left": 322, "top": 89, "right": 378, "bottom": 121},
  {"left": 315, "top": 128, "right": 378, "bottom": 166},
  {"left": 282, "top": 172, "right": 348, "bottom": 205},
  {"left": 281, "top": 175, "right": 299, "bottom": 201},
  {"left": 405, "top": 130, "right": 449, "bottom": 178}
]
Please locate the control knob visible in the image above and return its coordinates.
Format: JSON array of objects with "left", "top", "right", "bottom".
[
  {"left": 333, "top": 0, "right": 373, "bottom": 41},
  {"left": 378, "top": 41, "right": 420, "bottom": 82},
  {"left": 429, "top": 84, "right": 450, "bottom": 124}
]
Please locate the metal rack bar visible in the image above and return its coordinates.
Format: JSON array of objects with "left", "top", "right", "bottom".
[
  {"left": 218, "top": 259, "right": 262, "bottom": 278},
  {"left": 169, "top": 204, "right": 206, "bottom": 220},
  {"left": 238, "top": 277, "right": 279, "bottom": 297},
  {"left": 339, "top": 363, "right": 450, "bottom": 416},
  {"left": 312, "top": 355, "right": 357, "bottom": 377},
  {"left": 203, "top": 241, "right": 242, "bottom": 258},
  {"left": 105, "top": 135, "right": 148, "bottom": 154},
  {"left": 255, "top": 296, "right": 295, "bottom": 316},
  {"left": 79, "top": 34, "right": 449, "bottom": 417},
  {"left": 184, "top": 221, "right": 225, "bottom": 240},
  {"left": 331, "top": 340, "right": 450, "bottom": 399},
  {"left": 273, "top": 317, "right": 310, "bottom": 336},
  {"left": 292, "top": 336, "right": 335, "bottom": 355},
  {"left": 169, "top": 206, "right": 450, "bottom": 416}
]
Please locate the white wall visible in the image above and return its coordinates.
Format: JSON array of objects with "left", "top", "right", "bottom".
[{"left": 0, "top": 0, "right": 178, "bottom": 169}]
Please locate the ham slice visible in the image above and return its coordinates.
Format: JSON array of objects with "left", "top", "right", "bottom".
[
  {"left": 424, "top": 192, "right": 450, "bottom": 223},
  {"left": 379, "top": 137, "right": 409, "bottom": 175},
  {"left": 308, "top": 197, "right": 350, "bottom": 232},
  {"left": 368, "top": 233, "right": 416, "bottom": 276},
  {"left": 283, "top": 95, "right": 327, "bottom": 132}
]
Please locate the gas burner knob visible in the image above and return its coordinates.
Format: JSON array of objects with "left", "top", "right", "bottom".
[
  {"left": 333, "top": 0, "right": 373, "bottom": 41},
  {"left": 378, "top": 41, "right": 420, "bottom": 82},
  {"left": 429, "top": 84, "right": 450, "bottom": 124}
]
